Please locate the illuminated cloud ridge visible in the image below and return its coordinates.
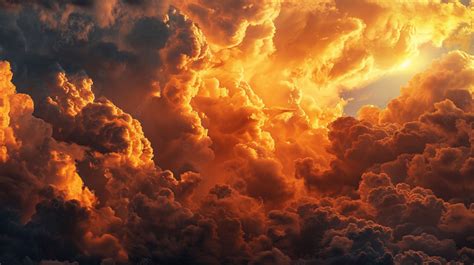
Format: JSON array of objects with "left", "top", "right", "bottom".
[{"left": 0, "top": 0, "right": 473, "bottom": 264}]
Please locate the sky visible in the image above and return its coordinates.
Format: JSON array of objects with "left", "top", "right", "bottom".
[
  {"left": 0, "top": 1, "right": 473, "bottom": 265},
  {"left": 343, "top": 45, "right": 453, "bottom": 115}
]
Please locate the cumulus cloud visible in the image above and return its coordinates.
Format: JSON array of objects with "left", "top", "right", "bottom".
[
  {"left": 0, "top": 62, "right": 95, "bottom": 219},
  {"left": 381, "top": 51, "right": 474, "bottom": 124},
  {"left": 0, "top": 0, "right": 473, "bottom": 264}
]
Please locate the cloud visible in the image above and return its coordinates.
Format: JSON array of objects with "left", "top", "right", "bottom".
[
  {"left": 0, "top": 1, "right": 473, "bottom": 264},
  {"left": 0, "top": 62, "right": 95, "bottom": 220},
  {"left": 381, "top": 51, "right": 474, "bottom": 124},
  {"left": 178, "top": 0, "right": 280, "bottom": 48},
  {"left": 295, "top": 51, "right": 474, "bottom": 197}
]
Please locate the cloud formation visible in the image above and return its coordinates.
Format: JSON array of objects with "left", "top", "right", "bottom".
[{"left": 0, "top": 0, "right": 473, "bottom": 264}]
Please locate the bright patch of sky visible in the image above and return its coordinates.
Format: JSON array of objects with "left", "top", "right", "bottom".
[{"left": 343, "top": 45, "right": 450, "bottom": 116}]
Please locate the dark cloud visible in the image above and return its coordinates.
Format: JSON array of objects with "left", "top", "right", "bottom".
[{"left": 0, "top": 1, "right": 473, "bottom": 265}]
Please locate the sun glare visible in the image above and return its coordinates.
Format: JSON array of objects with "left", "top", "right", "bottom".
[{"left": 399, "top": 59, "right": 413, "bottom": 70}]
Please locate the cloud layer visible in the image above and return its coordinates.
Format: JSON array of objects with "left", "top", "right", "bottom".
[{"left": 0, "top": 0, "right": 473, "bottom": 264}]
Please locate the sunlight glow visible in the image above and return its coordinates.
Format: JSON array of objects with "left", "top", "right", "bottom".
[{"left": 399, "top": 59, "right": 413, "bottom": 70}]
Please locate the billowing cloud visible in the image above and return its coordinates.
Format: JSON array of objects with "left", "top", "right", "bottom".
[
  {"left": 0, "top": 0, "right": 473, "bottom": 264},
  {"left": 381, "top": 51, "right": 474, "bottom": 124}
]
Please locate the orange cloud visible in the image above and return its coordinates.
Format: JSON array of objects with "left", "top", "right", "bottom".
[{"left": 0, "top": 1, "right": 473, "bottom": 264}]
